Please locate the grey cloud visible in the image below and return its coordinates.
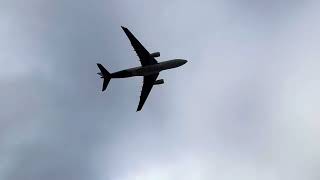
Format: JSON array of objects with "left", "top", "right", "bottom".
[{"left": 1, "top": 0, "right": 320, "bottom": 180}]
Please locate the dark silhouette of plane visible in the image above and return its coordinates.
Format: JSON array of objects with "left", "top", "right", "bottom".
[{"left": 97, "top": 26, "right": 187, "bottom": 111}]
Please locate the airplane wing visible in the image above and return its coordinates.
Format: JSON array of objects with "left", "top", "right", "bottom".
[
  {"left": 121, "top": 26, "right": 158, "bottom": 66},
  {"left": 137, "top": 73, "right": 159, "bottom": 111}
]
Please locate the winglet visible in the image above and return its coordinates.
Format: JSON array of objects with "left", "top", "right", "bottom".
[
  {"left": 136, "top": 105, "right": 142, "bottom": 112},
  {"left": 121, "top": 26, "right": 130, "bottom": 34}
]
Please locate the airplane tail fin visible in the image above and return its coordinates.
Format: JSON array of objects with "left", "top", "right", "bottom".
[{"left": 97, "top": 63, "right": 111, "bottom": 91}]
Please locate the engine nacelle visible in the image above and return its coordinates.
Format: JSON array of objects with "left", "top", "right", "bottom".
[
  {"left": 150, "top": 52, "right": 160, "bottom": 57},
  {"left": 154, "top": 79, "right": 164, "bottom": 85}
]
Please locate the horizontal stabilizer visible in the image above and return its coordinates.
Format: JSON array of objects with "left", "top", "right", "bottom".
[{"left": 97, "top": 63, "right": 111, "bottom": 91}]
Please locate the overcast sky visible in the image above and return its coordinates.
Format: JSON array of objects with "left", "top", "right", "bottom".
[{"left": 1, "top": 0, "right": 320, "bottom": 180}]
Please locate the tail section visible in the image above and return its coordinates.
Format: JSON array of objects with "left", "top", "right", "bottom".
[{"left": 97, "top": 63, "right": 111, "bottom": 91}]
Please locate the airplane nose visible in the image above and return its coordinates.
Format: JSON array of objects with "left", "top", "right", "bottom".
[{"left": 179, "top": 59, "right": 187, "bottom": 65}]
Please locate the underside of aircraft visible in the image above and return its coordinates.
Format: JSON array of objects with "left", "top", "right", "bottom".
[{"left": 97, "top": 26, "right": 187, "bottom": 111}]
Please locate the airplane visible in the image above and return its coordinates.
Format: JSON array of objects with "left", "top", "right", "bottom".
[{"left": 97, "top": 26, "right": 187, "bottom": 111}]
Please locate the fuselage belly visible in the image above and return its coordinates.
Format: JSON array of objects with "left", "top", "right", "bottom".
[{"left": 111, "top": 59, "right": 187, "bottom": 78}]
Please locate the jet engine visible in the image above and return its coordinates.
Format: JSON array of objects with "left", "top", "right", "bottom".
[
  {"left": 150, "top": 52, "right": 160, "bottom": 57},
  {"left": 154, "top": 79, "right": 164, "bottom": 85}
]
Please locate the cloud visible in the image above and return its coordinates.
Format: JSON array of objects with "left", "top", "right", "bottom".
[{"left": 1, "top": 0, "right": 319, "bottom": 180}]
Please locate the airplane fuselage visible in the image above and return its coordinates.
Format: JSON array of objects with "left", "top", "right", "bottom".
[{"left": 111, "top": 59, "right": 187, "bottom": 78}]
